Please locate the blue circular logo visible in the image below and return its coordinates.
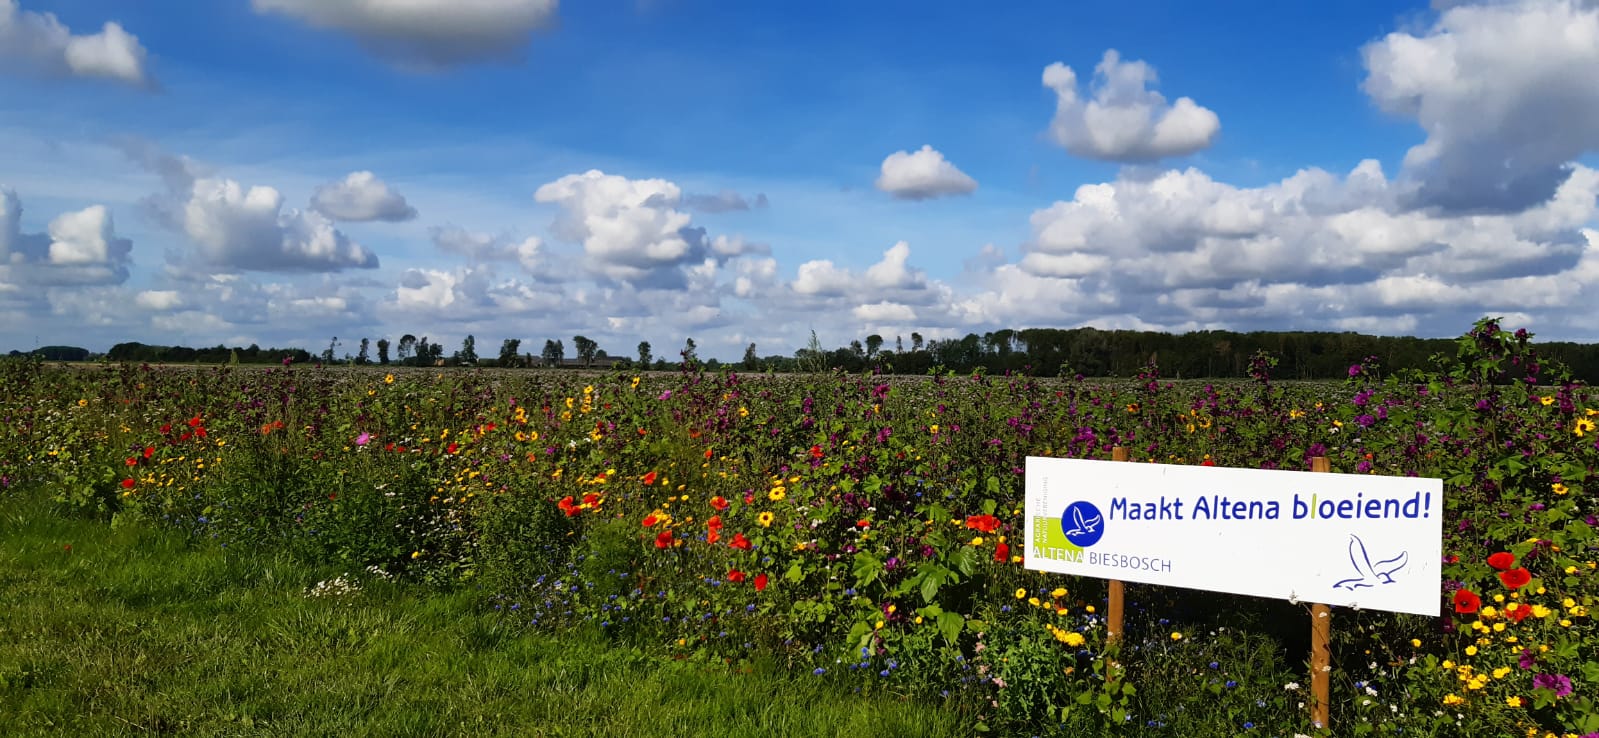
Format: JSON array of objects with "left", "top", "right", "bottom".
[{"left": 1060, "top": 501, "right": 1105, "bottom": 548}]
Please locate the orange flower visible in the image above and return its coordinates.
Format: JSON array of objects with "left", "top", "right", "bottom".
[
  {"left": 964, "top": 515, "right": 1001, "bottom": 534},
  {"left": 704, "top": 448, "right": 714, "bottom": 460}
]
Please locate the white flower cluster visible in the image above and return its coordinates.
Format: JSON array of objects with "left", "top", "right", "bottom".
[{"left": 306, "top": 574, "right": 360, "bottom": 598}]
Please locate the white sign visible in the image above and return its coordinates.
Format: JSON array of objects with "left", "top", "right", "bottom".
[{"left": 1024, "top": 456, "right": 1444, "bottom": 616}]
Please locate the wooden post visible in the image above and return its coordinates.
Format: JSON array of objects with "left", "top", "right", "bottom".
[
  {"left": 1309, "top": 456, "right": 1332, "bottom": 730},
  {"left": 1107, "top": 446, "right": 1128, "bottom": 648}
]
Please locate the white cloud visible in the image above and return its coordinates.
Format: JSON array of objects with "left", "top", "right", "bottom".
[
  {"left": 1363, "top": 0, "right": 1599, "bottom": 212},
  {"left": 875, "top": 145, "right": 978, "bottom": 200},
  {"left": 791, "top": 259, "right": 853, "bottom": 296},
  {"left": 853, "top": 301, "right": 917, "bottom": 323},
  {"left": 0, "top": 191, "right": 132, "bottom": 287},
  {"left": 311, "top": 171, "right": 418, "bottom": 222},
  {"left": 1043, "top": 50, "right": 1220, "bottom": 162},
  {"left": 252, "top": 0, "right": 559, "bottom": 69},
  {"left": 864, "top": 241, "right": 927, "bottom": 289},
  {"left": 534, "top": 169, "right": 730, "bottom": 289},
  {"left": 180, "top": 177, "right": 379, "bottom": 273},
  {"left": 0, "top": 0, "right": 151, "bottom": 86},
  {"left": 135, "top": 290, "right": 182, "bottom": 311}
]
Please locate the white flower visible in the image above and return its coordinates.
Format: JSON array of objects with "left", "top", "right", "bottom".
[{"left": 1284, "top": 682, "right": 1301, "bottom": 691}]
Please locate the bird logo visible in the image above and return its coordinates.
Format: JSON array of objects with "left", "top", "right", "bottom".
[
  {"left": 1332, "top": 534, "right": 1409, "bottom": 590},
  {"left": 1060, "top": 501, "right": 1105, "bottom": 547}
]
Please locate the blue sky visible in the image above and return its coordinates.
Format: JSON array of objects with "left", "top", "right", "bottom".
[{"left": 5, "top": 0, "right": 1599, "bottom": 360}]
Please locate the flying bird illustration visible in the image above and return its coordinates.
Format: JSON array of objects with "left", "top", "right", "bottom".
[
  {"left": 1333, "top": 534, "right": 1409, "bottom": 590},
  {"left": 1064, "top": 506, "right": 1102, "bottom": 538}
]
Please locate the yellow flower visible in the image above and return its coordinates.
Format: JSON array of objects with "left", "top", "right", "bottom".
[
  {"left": 1050, "top": 587, "right": 1067, "bottom": 599},
  {"left": 970, "top": 536, "right": 984, "bottom": 546},
  {"left": 1442, "top": 693, "right": 1464, "bottom": 705},
  {"left": 1465, "top": 645, "right": 1478, "bottom": 656},
  {"left": 1506, "top": 695, "right": 1523, "bottom": 708},
  {"left": 1062, "top": 632, "right": 1085, "bottom": 647},
  {"left": 1493, "top": 666, "right": 1511, "bottom": 679},
  {"left": 384, "top": 373, "right": 395, "bottom": 384},
  {"left": 756, "top": 511, "right": 774, "bottom": 527},
  {"left": 1411, "top": 638, "right": 1422, "bottom": 648},
  {"left": 768, "top": 486, "right": 786, "bottom": 502},
  {"left": 1015, "top": 588, "right": 1027, "bottom": 599},
  {"left": 1576, "top": 418, "right": 1597, "bottom": 436},
  {"left": 929, "top": 424, "right": 939, "bottom": 434},
  {"left": 1169, "top": 631, "right": 1183, "bottom": 641},
  {"left": 1028, "top": 597, "right": 1041, "bottom": 607},
  {"left": 1539, "top": 395, "right": 1555, "bottom": 406},
  {"left": 76, "top": 398, "right": 88, "bottom": 407},
  {"left": 1531, "top": 604, "right": 1552, "bottom": 618},
  {"left": 1553, "top": 482, "right": 1570, "bottom": 495}
]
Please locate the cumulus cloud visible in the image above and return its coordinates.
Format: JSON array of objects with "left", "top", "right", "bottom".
[
  {"left": 430, "top": 224, "right": 556, "bottom": 277},
  {"left": 252, "top": 0, "right": 559, "bottom": 69},
  {"left": 535, "top": 169, "right": 754, "bottom": 289},
  {"left": 180, "top": 178, "right": 379, "bottom": 273},
  {"left": 311, "top": 171, "right": 418, "bottom": 222},
  {"left": 0, "top": 0, "right": 151, "bottom": 86},
  {"left": 0, "top": 189, "right": 132, "bottom": 287},
  {"left": 1362, "top": 0, "right": 1599, "bottom": 212},
  {"left": 875, "top": 145, "right": 979, "bottom": 200},
  {"left": 1043, "top": 50, "right": 1220, "bottom": 162}
]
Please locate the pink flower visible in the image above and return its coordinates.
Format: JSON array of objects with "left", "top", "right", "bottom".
[{"left": 355, "top": 432, "right": 371, "bottom": 446}]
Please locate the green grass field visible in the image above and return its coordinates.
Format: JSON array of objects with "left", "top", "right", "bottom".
[{"left": 0, "top": 489, "right": 966, "bottom": 737}]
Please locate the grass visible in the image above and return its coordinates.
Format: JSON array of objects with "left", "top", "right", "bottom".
[{"left": 0, "top": 490, "right": 968, "bottom": 737}]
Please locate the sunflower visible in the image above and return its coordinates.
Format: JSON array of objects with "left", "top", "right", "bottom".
[{"left": 756, "top": 511, "right": 775, "bottom": 527}]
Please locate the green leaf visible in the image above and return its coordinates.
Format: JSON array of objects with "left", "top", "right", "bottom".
[{"left": 936, "top": 611, "right": 963, "bottom": 645}]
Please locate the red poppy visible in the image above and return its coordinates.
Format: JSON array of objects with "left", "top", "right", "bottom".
[
  {"left": 446, "top": 442, "right": 459, "bottom": 454},
  {"left": 726, "top": 569, "right": 746, "bottom": 583},
  {"left": 1498, "top": 568, "right": 1532, "bottom": 590},
  {"left": 809, "top": 444, "right": 824, "bottom": 459},
  {"left": 558, "top": 496, "right": 579, "bottom": 516},
  {"left": 642, "top": 471, "right": 658, "bottom": 485},
  {"left": 120, "top": 478, "right": 135, "bottom": 489},
  {"left": 993, "top": 541, "right": 1010, "bottom": 562},
  {"left": 704, "top": 448, "right": 714, "bottom": 460},
  {"left": 707, "top": 529, "right": 721, "bottom": 545},
  {"left": 1505, "top": 602, "right": 1531, "bottom": 623},
  {"left": 125, "top": 457, "right": 138, "bottom": 467},
  {"left": 142, "top": 446, "right": 153, "bottom": 459},
  {"left": 710, "top": 495, "right": 729, "bottom": 511},
  {"left": 1200, "top": 458, "right": 1216, "bottom": 466},
  {"left": 965, "top": 515, "right": 1001, "bottom": 534},
  {"left": 754, "top": 572, "right": 768, "bottom": 592},
  {"left": 582, "top": 492, "right": 600, "bottom": 505},
  {"left": 1453, "top": 589, "right": 1481, "bottom": 614},
  {"left": 707, "top": 515, "right": 723, "bottom": 530},
  {"left": 1487, "top": 552, "right": 1516, "bottom": 570},
  {"left": 730, "top": 532, "right": 752, "bottom": 550},
  {"left": 188, "top": 415, "right": 203, "bottom": 428},
  {"left": 160, "top": 423, "right": 172, "bottom": 434},
  {"left": 642, "top": 514, "right": 660, "bottom": 527},
  {"left": 857, "top": 519, "right": 871, "bottom": 529},
  {"left": 654, "top": 531, "right": 674, "bottom": 549}
]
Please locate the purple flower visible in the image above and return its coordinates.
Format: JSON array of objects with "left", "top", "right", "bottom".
[
  {"left": 1517, "top": 649, "right": 1537, "bottom": 669},
  {"left": 355, "top": 432, "right": 371, "bottom": 446},
  {"left": 1533, "top": 673, "right": 1573, "bottom": 698}
]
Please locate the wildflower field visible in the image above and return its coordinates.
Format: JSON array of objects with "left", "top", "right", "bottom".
[{"left": 3, "top": 318, "right": 1597, "bottom": 737}]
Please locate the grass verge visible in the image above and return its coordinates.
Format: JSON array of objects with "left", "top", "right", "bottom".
[{"left": 0, "top": 490, "right": 967, "bottom": 737}]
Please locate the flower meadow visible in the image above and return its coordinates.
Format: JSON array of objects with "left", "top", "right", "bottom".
[{"left": 2, "top": 318, "right": 1596, "bottom": 737}]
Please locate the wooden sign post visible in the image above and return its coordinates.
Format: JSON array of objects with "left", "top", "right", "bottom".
[
  {"left": 1309, "top": 456, "right": 1332, "bottom": 730},
  {"left": 1107, "top": 446, "right": 1128, "bottom": 649}
]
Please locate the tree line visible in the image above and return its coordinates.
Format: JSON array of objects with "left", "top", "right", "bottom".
[{"left": 20, "top": 325, "right": 1599, "bottom": 382}]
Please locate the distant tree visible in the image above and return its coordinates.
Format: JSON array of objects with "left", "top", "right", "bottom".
[
  {"left": 498, "top": 338, "right": 521, "bottom": 367},
  {"left": 376, "top": 338, "right": 391, "bottom": 365},
  {"left": 398, "top": 335, "right": 416, "bottom": 364},
  {"left": 865, "top": 334, "right": 883, "bottom": 358},
  {"left": 637, "top": 341, "right": 652, "bottom": 368},
  {"left": 456, "top": 334, "right": 478, "bottom": 365},
  {"left": 911, "top": 332, "right": 924, "bottom": 352},
  {"left": 542, "top": 339, "right": 565, "bottom": 367},
  {"left": 742, "top": 342, "right": 760, "bottom": 371},
  {"left": 681, "top": 337, "right": 698, "bottom": 367},
  {"left": 322, "top": 336, "right": 340, "bottom": 364},
  {"left": 356, "top": 338, "right": 371, "bottom": 365},
  {"left": 896, "top": 335, "right": 904, "bottom": 353},
  {"left": 849, "top": 339, "right": 865, "bottom": 360},
  {"left": 573, "top": 335, "right": 598, "bottom": 367}
]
